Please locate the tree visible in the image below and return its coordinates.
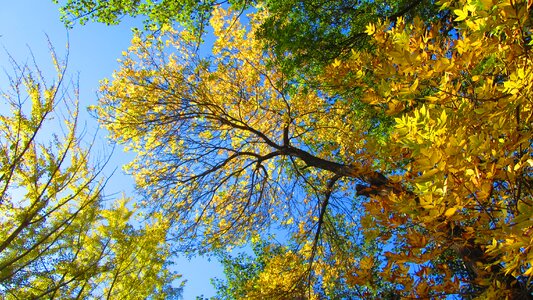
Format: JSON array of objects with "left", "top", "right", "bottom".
[
  {"left": 53, "top": 0, "right": 446, "bottom": 71},
  {"left": 212, "top": 225, "right": 401, "bottom": 299},
  {"left": 0, "top": 47, "right": 181, "bottom": 299},
  {"left": 52, "top": 0, "right": 248, "bottom": 34},
  {"left": 94, "top": 0, "right": 533, "bottom": 299},
  {"left": 256, "top": 0, "right": 449, "bottom": 75},
  {"left": 211, "top": 240, "right": 291, "bottom": 299},
  {"left": 326, "top": 0, "right": 533, "bottom": 297}
]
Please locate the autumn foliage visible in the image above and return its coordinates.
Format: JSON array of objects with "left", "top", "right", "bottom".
[
  {"left": 0, "top": 49, "right": 181, "bottom": 298},
  {"left": 88, "top": 0, "right": 533, "bottom": 298},
  {"left": 0, "top": 0, "right": 526, "bottom": 298}
]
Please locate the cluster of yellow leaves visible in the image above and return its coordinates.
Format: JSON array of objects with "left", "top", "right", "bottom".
[
  {"left": 96, "top": 7, "right": 280, "bottom": 249},
  {"left": 0, "top": 57, "right": 179, "bottom": 299},
  {"left": 244, "top": 247, "right": 316, "bottom": 299},
  {"left": 86, "top": 199, "right": 179, "bottom": 299},
  {"left": 324, "top": 0, "right": 533, "bottom": 296},
  {"left": 95, "top": 4, "right": 377, "bottom": 254}
]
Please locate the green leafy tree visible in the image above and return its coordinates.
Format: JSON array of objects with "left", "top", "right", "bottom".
[
  {"left": 52, "top": 0, "right": 445, "bottom": 68},
  {"left": 52, "top": 0, "right": 248, "bottom": 33},
  {"left": 0, "top": 47, "right": 182, "bottom": 299},
  {"left": 257, "top": 0, "right": 449, "bottom": 75},
  {"left": 211, "top": 241, "right": 271, "bottom": 300}
]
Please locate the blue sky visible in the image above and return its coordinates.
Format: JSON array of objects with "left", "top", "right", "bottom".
[{"left": 0, "top": 1, "right": 222, "bottom": 299}]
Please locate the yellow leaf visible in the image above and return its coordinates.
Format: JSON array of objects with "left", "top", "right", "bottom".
[
  {"left": 444, "top": 207, "right": 457, "bottom": 217},
  {"left": 454, "top": 8, "right": 468, "bottom": 21},
  {"left": 419, "top": 104, "right": 427, "bottom": 116},
  {"left": 524, "top": 266, "right": 533, "bottom": 277},
  {"left": 439, "top": 110, "right": 447, "bottom": 124},
  {"left": 365, "top": 23, "right": 376, "bottom": 35},
  {"left": 418, "top": 168, "right": 439, "bottom": 181},
  {"left": 410, "top": 78, "right": 419, "bottom": 92},
  {"left": 360, "top": 257, "right": 374, "bottom": 270}
]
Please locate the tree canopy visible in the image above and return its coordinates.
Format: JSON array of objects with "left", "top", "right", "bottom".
[
  {"left": 53, "top": 0, "right": 444, "bottom": 71},
  {"left": 0, "top": 48, "right": 182, "bottom": 299},
  {"left": 91, "top": 0, "right": 533, "bottom": 298},
  {"left": 40, "top": 0, "right": 533, "bottom": 298}
]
